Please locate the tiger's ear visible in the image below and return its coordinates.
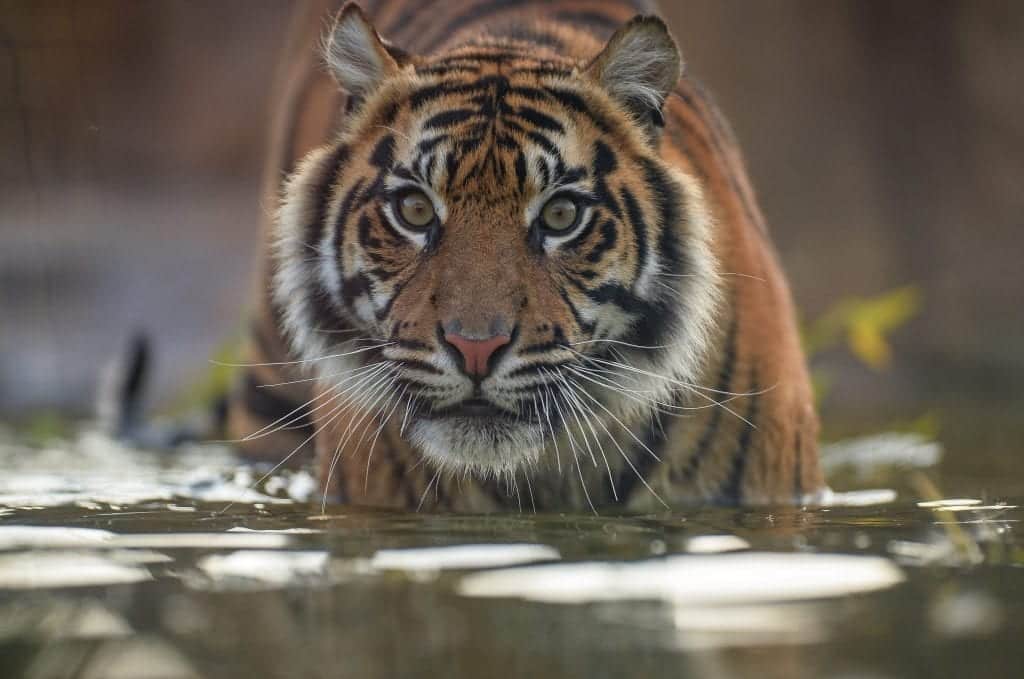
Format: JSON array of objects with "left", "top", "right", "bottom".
[
  {"left": 585, "top": 16, "right": 682, "bottom": 139},
  {"left": 323, "top": 3, "right": 409, "bottom": 100}
]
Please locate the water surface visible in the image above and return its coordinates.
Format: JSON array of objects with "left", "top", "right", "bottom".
[{"left": 0, "top": 428, "right": 1020, "bottom": 678}]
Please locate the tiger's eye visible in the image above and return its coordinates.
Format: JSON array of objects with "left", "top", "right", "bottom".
[
  {"left": 540, "top": 197, "right": 578, "bottom": 232},
  {"left": 398, "top": 191, "right": 436, "bottom": 228}
]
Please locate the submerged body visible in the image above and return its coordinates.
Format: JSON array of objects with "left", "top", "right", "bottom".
[{"left": 227, "top": 0, "right": 824, "bottom": 511}]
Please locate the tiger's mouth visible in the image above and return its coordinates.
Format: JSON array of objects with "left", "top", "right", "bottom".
[{"left": 425, "top": 398, "right": 519, "bottom": 421}]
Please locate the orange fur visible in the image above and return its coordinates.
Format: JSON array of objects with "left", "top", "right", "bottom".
[{"left": 227, "top": 0, "right": 824, "bottom": 510}]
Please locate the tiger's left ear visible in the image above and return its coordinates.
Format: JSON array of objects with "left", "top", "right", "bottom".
[
  {"left": 324, "top": 3, "right": 410, "bottom": 102},
  {"left": 585, "top": 16, "right": 682, "bottom": 140}
]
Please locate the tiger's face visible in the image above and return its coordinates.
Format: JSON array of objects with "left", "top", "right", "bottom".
[{"left": 273, "top": 5, "right": 720, "bottom": 476}]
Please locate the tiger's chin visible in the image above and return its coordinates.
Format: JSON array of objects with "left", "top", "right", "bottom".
[{"left": 407, "top": 417, "right": 544, "bottom": 477}]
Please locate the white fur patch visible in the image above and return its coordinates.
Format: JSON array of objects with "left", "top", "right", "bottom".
[
  {"left": 410, "top": 419, "right": 544, "bottom": 476},
  {"left": 612, "top": 168, "right": 721, "bottom": 421},
  {"left": 271, "top": 148, "right": 370, "bottom": 385},
  {"left": 272, "top": 147, "right": 334, "bottom": 365}
]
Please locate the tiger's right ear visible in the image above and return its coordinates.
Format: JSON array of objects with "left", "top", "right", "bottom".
[{"left": 323, "top": 3, "right": 409, "bottom": 99}]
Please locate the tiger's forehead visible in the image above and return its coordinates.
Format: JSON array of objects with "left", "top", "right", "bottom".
[{"left": 386, "top": 49, "right": 601, "bottom": 195}]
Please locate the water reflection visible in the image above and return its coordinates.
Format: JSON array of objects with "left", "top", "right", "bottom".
[
  {"left": 0, "top": 432, "right": 1021, "bottom": 678},
  {"left": 457, "top": 553, "right": 905, "bottom": 604}
]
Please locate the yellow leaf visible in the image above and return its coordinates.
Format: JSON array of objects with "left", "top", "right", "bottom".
[{"left": 848, "top": 325, "right": 891, "bottom": 370}]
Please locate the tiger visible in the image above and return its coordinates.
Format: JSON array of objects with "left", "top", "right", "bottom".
[{"left": 226, "top": 0, "right": 825, "bottom": 512}]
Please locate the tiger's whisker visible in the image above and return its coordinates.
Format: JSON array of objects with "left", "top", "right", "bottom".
[
  {"left": 240, "top": 362, "right": 391, "bottom": 442},
  {"left": 555, "top": 371, "right": 617, "bottom": 502},
  {"left": 320, "top": 367, "right": 400, "bottom": 509},
  {"left": 565, "top": 373, "right": 669, "bottom": 510}
]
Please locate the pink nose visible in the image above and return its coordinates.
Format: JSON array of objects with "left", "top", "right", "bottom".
[{"left": 443, "top": 333, "right": 511, "bottom": 378}]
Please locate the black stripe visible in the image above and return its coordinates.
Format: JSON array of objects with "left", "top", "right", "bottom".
[
  {"left": 716, "top": 367, "right": 759, "bottom": 505},
  {"left": 410, "top": 77, "right": 509, "bottom": 110},
  {"left": 514, "top": 150, "right": 527, "bottom": 194},
  {"left": 391, "top": 166, "right": 415, "bottom": 182},
  {"left": 369, "top": 134, "right": 396, "bottom": 169},
  {"left": 671, "top": 315, "right": 738, "bottom": 485},
  {"left": 487, "top": 24, "right": 565, "bottom": 50},
  {"left": 300, "top": 145, "right": 356, "bottom": 336},
  {"left": 398, "top": 358, "right": 445, "bottom": 376},
  {"left": 526, "top": 130, "right": 559, "bottom": 156},
  {"left": 392, "top": 339, "right": 430, "bottom": 352},
  {"left": 535, "top": 155, "right": 550, "bottom": 187},
  {"left": 586, "top": 218, "right": 618, "bottom": 263},
  {"left": 561, "top": 214, "right": 599, "bottom": 254},
  {"left": 308, "top": 282, "right": 351, "bottom": 334},
  {"left": 444, "top": 151, "right": 460, "bottom": 192},
  {"left": 569, "top": 278, "right": 644, "bottom": 311},
  {"left": 435, "top": 49, "right": 527, "bottom": 63},
  {"left": 619, "top": 187, "right": 649, "bottom": 286},
  {"left": 556, "top": 166, "right": 588, "bottom": 185},
  {"left": 593, "top": 140, "right": 617, "bottom": 174},
  {"left": 423, "top": 108, "right": 477, "bottom": 129},
  {"left": 545, "top": 87, "right": 611, "bottom": 132},
  {"left": 415, "top": 62, "right": 482, "bottom": 76},
  {"left": 340, "top": 272, "right": 372, "bottom": 310},
  {"left": 505, "top": 359, "right": 559, "bottom": 379},
  {"left": 304, "top": 144, "right": 350, "bottom": 254},
  {"left": 357, "top": 213, "right": 380, "bottom": 250},
  {"left": 416, "top": 135, "right": 446, "bottom": 156},
  {"left": 591, "top": 140, "right": 622, "bottom": 219},
  {"left": 331, "top": 178, "right": 366, "bottom": 275},
  {"left": 504, "top": 85, "right": 551, "bottom": 102},
  {"left": 613, "top": 407, "right": 670, "bottom": 504},
  {"left": 640, "top": 157, "right": 686, "bottom": 280},
  {"left": 557, "top": 288, "right": 594, "bottom": 335},
  {"left": 510, "top": 106, "right": 565, "bottom": 134}
]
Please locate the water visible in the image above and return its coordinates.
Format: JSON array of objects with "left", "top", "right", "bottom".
[{"left": 0, "top": 428, "right": 1021, "bottom": 678}]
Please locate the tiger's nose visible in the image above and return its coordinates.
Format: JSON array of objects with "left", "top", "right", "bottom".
[{"left": 442, "top": 332, "right": 511, "bottom": 378}]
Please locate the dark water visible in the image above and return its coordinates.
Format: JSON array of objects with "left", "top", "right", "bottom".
[{"left": 0, "top": 430, "right": 1021, "bottom": 679}]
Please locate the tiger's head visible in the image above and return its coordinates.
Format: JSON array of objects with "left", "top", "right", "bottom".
[{"left": 273, "top": 3, "right": 721, "bottom": 476}]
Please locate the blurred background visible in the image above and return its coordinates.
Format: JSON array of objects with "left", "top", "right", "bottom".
[{"left": 2, "top": 1, "right": 1021, "bottom": 484}]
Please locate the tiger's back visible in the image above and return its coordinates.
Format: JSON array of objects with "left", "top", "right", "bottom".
[{"left": 227, "top": 0, "right": 824, "bottom": 511}]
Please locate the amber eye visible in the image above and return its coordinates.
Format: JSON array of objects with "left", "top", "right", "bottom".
[
  {"left": 540, "top": 197, "right": 579, "bottom": 232},
  {"left": 397, "top": 190, "right": 436, "bottom": 228}
]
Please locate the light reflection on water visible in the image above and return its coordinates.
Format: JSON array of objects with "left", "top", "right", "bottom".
[{"left": 0, "top": 432, "right": 1021, "bottom": 678}]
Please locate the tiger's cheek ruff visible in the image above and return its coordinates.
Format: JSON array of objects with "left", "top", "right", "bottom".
[
  {"left": 271, "top": 145, "right": 359, "bottom": 379},
  {"left": 533, "top": 134, "right": 721, "bottom": 425},
  {"left": 613, "top": 166, "right": 722, "bottom": 422},
  {"left": 272, "top": 125, "right": 429, "bottom": 385}
]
